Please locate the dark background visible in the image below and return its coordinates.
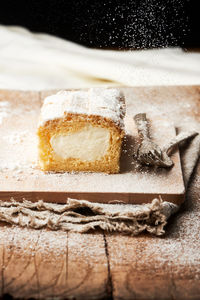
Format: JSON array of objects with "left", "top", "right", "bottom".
[{"left": 0, "top": 0, "right": 199, "bottom": 49}]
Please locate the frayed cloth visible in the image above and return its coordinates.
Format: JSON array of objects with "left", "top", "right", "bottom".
[{"left": 0, "top": 198, "right": 178, "bottom": 236}]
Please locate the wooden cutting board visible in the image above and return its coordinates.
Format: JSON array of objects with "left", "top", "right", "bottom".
[{"left": 0, "top": 88, "right": 185, "bottom": 205}]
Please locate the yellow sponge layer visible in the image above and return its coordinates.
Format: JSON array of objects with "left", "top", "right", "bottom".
[{"left": 37, "top": 114, "right": 124, "bottom": 174}]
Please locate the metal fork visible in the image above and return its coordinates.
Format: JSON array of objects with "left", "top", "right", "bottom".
[{"left": 134, "top": 113, "right": 198, "bottom": 168}]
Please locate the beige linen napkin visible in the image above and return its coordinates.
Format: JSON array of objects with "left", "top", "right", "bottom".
[{"left": 0, "top": 125, "right": 199, "bottom": 236}]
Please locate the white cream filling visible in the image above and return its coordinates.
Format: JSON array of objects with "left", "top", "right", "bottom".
[{"left": 50, "top": 125, "right": 110, "bottom": 161}]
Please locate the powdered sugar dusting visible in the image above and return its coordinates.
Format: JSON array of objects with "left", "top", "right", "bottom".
[
  {"left": 0, "top": 101, "right": 10, "bottom": 124},
  {"left": 3, "top": 130, "right": 29, "bottom": 145},
  {"left": 0, "top": 227, "right": 106, "bottom": 264},
  {"left": 39, "top": 88, "right": 125, "bottom": 127}
]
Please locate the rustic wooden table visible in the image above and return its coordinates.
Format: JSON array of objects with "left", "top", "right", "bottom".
[{"left": 0, "top": 86, "right": 199, "bottom": 299}]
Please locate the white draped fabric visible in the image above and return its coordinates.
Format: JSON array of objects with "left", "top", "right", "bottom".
[{"left": 0, "top": 25, "right": 200, "bottom": 90}]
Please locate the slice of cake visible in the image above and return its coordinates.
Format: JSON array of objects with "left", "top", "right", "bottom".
[{"left": 37, "top": 88, "right": 125, "bottom": 173}]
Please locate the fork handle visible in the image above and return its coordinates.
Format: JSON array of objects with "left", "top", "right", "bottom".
[{"left": 134, "top": 113, "right": 150, "bottom": 140}]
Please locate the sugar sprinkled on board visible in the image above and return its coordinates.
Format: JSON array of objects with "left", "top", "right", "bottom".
[
  {"left": 0, "top": 226, "right": 106, "bottom": 263},
  {"left": 0, "top": 101, "right": 10, "bottom": 124},
  {"left": 3, "top": 130, "right": 29, "bottom": 145},
  {"left": 0, "top": 87, "right": 191, "bottom": 194}
]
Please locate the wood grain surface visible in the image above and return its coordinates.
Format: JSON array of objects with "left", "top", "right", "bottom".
[
  {"left": 0, "top": 86, "right": 200, "bottom": 300},
  {"left": 0, "top": 88, "right": 185, "bottom": 205}
]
